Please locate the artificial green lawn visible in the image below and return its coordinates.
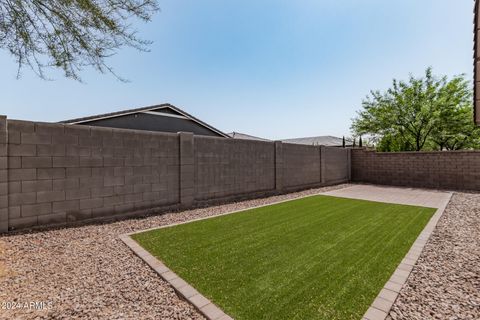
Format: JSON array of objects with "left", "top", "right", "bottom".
[{"left": 132, "top": 195, "right": 436, "bottom": 320}]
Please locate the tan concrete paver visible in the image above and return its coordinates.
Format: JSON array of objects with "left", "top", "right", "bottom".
[
  {"left": 372, "top": 297, "right": 394, "bottom": 313},
  {"left": 364, "top": 307, "right": 388, "bottom": 320},
  {"left": 323, "top": 184, "right": 450, "bottom": 208}
]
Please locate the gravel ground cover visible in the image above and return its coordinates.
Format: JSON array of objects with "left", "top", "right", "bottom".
[
  {"left": 1, "top": 185, "right": 478, "bottom": 320},
  {"left": 0, "top": 242, "right": 5, "bottom": 279},
  {"left": 388, "top": 192, "right": 480, "bottom": 320},
  {"left": 0, "top": 184, "right": 346, "bottom": 320}
]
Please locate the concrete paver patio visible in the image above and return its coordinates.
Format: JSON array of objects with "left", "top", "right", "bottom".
[{"left": 323, "top": 184, "right": 451, "bottom": 208}]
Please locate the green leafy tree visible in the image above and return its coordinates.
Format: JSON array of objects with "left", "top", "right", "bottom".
[
  {"left": 351, "top": 68, "right": 478, "bottom": 151},
  {"left": 376, "top": 133, "right": 414, "bottom": 152},
  {"left": 430, "top": 92, "right": 480, "bottom": 150},
  {"left": 0, "top": 0, "right": 158, "bottom": 81}
]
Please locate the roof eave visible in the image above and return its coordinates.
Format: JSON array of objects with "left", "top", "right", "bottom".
[{"left": 60, "top": 103, "right": 230, "bottom": 138}]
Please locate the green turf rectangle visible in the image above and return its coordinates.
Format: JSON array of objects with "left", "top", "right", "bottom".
[{"left": 132, "top": 195, "right": 436, "bottom": 320}]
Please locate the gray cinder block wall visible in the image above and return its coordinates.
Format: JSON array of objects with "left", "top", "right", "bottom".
[
  {"left": 194, "top": 137, "right": 276, "bottom": 200},
  {"left": 324, "top": 147, "right": 351, "bottom": 183},
  {"left": 5, "top": 118, "right": 180, "bottom": 231},
  {"left": 0, "top": 116, "right": 351, "bottom": 232},
  {"left": 0, "top": 117, "right": 8, "bottom": 233},
  {"left": 282, "top": 143, "right": 321, "bottom": 189},
  {"left": 352, "top": 148, "right": 480, "bottom": 190}
]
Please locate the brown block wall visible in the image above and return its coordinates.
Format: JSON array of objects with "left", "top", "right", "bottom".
[
  {"left": 1, "top": 116, "right": 351, "bottom": 232},
  {"left": 0, "top": 117, "right": 7, "bottom": 232},
  {"left": 323, "top": 147, "right": 350, "bottom": 183},
  {"left": 194, "top": 136, "right": 276, "bottom": 200},
  {"left": 282, "top": 143, "right": 321, "bottom": 189},
  {"left": 274, "top": 141, "right": 283, "bottom": 192},
  {"left": 179, "top": 132, "right": 194, "bottom": 206},
  {"left": 6, "top": 120, "right": 180, "bottom": 230},
  {"left": 352, "top": 148, "right": 480, "bottom": 190}
]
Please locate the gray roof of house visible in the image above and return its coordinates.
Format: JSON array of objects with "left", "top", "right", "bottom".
[
  {"left": 60, "top": 103, "right": 229, "bottom": 138},
  {"left": 228, "top": 132, "right": 270, "bottom": 141},
  {"left": 281, "top": 136, "right": 353, "bottom": 147}
]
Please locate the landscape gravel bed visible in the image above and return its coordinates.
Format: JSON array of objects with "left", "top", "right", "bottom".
[
  {"left": 388, "top": 192, "right": 480, "bottom": 320},
  {"left": 0, "top": 184, "right": 347, "bottom": 320}
]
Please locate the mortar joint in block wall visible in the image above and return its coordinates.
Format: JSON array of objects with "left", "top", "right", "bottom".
[
  {"left": 274, "top": 141, "right": 283, "bottom": 192},
  {"left": 178, "top": 132, "right": 195, "bottom": 207},
  {"left": 320, "top": 146, "right": 326, "bottom": 184}
]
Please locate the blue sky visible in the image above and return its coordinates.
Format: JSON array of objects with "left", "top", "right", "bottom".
[{"left": 0, "top": 0, "right": 474, "bottom": 140}]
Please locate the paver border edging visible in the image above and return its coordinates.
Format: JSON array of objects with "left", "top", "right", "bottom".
[
  {"left": 120, "top": 233, "right": 233, "bottom": 320},
  {"left": 362, "top": 192, "right": 453, "bottom": 320},
  {"left": 120, "top": 186, "right": 451, "bottom": 320},
  {"left": 119, "top": 190, "right": 343, "bottom": 320}
]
